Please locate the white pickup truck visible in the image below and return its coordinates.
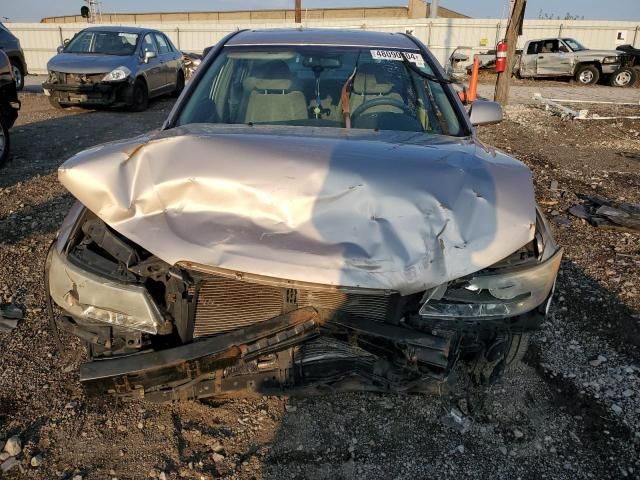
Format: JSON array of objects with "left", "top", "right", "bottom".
[{"left": 516, "top": 37, "right": 629, "bottom": 86}]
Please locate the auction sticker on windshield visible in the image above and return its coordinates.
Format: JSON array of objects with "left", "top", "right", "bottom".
[{"left": 370, "top": 50, "right": 425, "bottom": 67}]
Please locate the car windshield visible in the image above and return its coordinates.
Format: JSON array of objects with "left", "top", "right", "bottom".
[
  {"left": 64, "top": 31, "right": 139, "bottom": 56},
  {"left": 563, "top": 38, "right": 586, "bottom": 51},
  {"left": 176, "top": 46, "right": 463, "bottom": 135}
]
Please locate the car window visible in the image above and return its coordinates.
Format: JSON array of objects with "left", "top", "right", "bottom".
[
  {"left": 527, "top": 42, "right": 540, "bottom": 55},
  {"left": 154, "top": 33, "right": 171, "bottom": 54},
  {"left": 141, "top": 34, "right": 158, "bottom": 55},
  {"left": 176, "top": 46, "right": 463, "bottom": 136},
  {"left": 541, "top": 40, "right": 559, "bottom": 53},
  {"left": 64, "top": 31, "right": 138, "bottom": 56},
  {"left": 563, "top": 38, "right": 586, "bottom": 52}
]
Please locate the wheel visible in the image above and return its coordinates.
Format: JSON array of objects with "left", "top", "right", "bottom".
[
  {"left": 575, "top": 64, "right": 600, "bottom": 85},
  {"left": 10, "top": 61, "right": 24, "bottom": 91},
  {"left": 172, "top": 71, "right": 185, "bottom": 97},
  {"left": 505, "top": 333, "right": 530, "bottom": 372},
  {"left": 609, "top": 67, "right": 637, "bottom": 88},
  {"left": 129, "top": 79, "right": 149, "bottom": 112},
  {"left": 0, "top": 116, "right": 10, "bottom": 169},
  {"left": 48, "top": 96, "right": 67, "bottom": 110}
]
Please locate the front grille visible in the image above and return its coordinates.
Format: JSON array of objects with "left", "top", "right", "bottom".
[
  {"left": 297, "top": 290, "right": 390, "bottom": 322},
  {"left": 50, "top": 71, "right": 105, "bottom": 85},
  {"left": 193, "top": 276, "right": 284, "bottom": 338},
  {"left": 193, "top": 274, "right": 393, "bottom": 338}
]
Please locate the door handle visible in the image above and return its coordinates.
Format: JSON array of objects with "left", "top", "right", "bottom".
[{"left": 538, "top": 56, "right": 544, "bottom": 59}]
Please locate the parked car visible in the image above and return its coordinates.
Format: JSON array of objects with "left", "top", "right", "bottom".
[
  {"left": 612, "top": 44, "right": 640, "bottom": 87},
  {"left": 0, "top": 22, "right": 28, "bottom": 91},
  {"left": 43, "top": 26, "right": 184, "bottom": 111},
  {"left": 46, "top": 28, "right": 562, "bottom": 401},
  {"left": 181, "top": 51, "right": 202, "bottom": 81},
  {"left": 0, "top": 50, "right": 20, "bottom": 168},
  {"left": 516, "top": 37, "right": 624, "bottom": 85}
]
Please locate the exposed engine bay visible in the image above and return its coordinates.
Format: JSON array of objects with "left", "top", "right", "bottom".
[{"left": 46, "top": 205, "right": 561, "bottom": 402}]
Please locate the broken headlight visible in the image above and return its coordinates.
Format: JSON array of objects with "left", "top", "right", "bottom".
[
  {"left": 419, "top": 248, "right": 562, "bottom": 320},
  {"left": 420, "top": 208, "right": 562, "bottom": 320},
  {"left": 102, "top": 66, "right": 131, "bottom": 82}
]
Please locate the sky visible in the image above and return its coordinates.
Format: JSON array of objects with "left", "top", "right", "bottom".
[{"left": 2, "top": 0, "right": 639, "bottom": 23}]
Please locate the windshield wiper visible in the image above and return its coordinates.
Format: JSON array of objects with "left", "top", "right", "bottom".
[
  {"left": 402, "top": 57, "right": 450, "bottom": 135},
  {"left": 339, "top": 52, "right": 363, "bottom": 129},
  {"left": 401, "top": 57, "right": 456, "bottom": 85},
  {"left": 339, "top": 66, "right": 358, "bottom": 129}
]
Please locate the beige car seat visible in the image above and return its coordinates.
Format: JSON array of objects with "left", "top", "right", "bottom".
[
  {"left": 242, "top": 60, "right": 308, "bottom": 124},
  {"left": 348, "top": 63, "right": 405, "bottom": 116}
]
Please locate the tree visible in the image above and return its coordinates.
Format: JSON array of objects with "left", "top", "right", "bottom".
[
  {"left": 494, "top": 0, "right": 526, "bottom": 105},
  {"left": 538, "top": 9, "right": 584, "bottom": 20}
]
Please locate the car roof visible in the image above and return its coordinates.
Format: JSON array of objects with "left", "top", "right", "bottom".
[
  {"left": 226, "top": 28, "right": 420, "bottom": 50},
  {"left": 81, "top": 25, "right": 152, "bottom": 35}
]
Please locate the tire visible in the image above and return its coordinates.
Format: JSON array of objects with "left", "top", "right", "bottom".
[
  {"left": 505, "top": 333, "right": 530, "bottom": 372},
  {"left": 129, "top": 79, "right": 149, "bottom": 112},
  {"left": 0, "top": 116, "right": 10, "bottom": 169},
  {"left": 609, "top": 67, "right": 637, "bottom": 88},
  {"left": 10, "top": 61, "right": 24, "bottom": 91},
  {"left": 48, "top": 96, "right": 67, "bottom": 110},
  {"left": 575, "top": 64, "right": 600, "bottom": 85},
  {"left": 172, "top": 71, "right": 185, "bottom": 97}
]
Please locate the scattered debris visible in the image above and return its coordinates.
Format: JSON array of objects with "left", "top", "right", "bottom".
[
  {"left": 533, "top": 93, "right": 581, "bottom": 119},
  {"left": 30, "top": 454, "right": 43, "bottom": 467},
  {"left": 441, "top": 407, "right": 472, "bottom": 434},
  {"left": 0, "top": 303, "right": 23, "bottom": 332},
  {"left": 533, "top": 93, "right": 640, "bottom": 120},
  {"left": 569, "top": 194, "right": 640, "bottom": 232},
  {"left": 3, "top": 436, "right": 22, "bottom": 456},
  {"left": 212, "top": 453, "right": 225, "bottom": 463},
  {"left": 1, "top": 457, "right": 19, "bottom": 473}
]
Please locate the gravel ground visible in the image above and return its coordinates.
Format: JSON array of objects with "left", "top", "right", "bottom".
[{"left": 0, "top": 92, "right": 639, "bottom": 479}]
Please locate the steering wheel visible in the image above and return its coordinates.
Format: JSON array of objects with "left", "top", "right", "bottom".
[{"left": 350, "top": 97, "right": 414, "bottom": 122}]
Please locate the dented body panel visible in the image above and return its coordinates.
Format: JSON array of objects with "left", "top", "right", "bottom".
[
  {"left": 46, "top": 29, "right": 561, "bottom": 401},
  {"left": 58, "top": 124, "right": 536, "bottom": 295}
]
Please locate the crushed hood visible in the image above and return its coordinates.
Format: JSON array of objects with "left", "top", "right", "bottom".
[
  {"left": 58, "top": 125, "right": 536, "bottom": 295},
  {"left": 47, "top": 53, "right": 129, "bottom": 74}
]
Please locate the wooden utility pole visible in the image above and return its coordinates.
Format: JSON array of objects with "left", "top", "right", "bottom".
[
  {"left": 294, "top": 0, "right": 302, "bottom": 23},
  {"left": 494, "top": 0, "right": 526, "bottom": 105}
]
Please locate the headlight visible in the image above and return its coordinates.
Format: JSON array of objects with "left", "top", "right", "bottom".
[
  {"left": 102, "top": 66, "right": 131, "bottom": 82},
  {"left": 602, "top": 56, "right": 620, "bottom": 64},
  {"left": 48, "top": 247, "right": 164, "bottom": 334},
  {"left": 419, "top": 248, "right": 562, "bottom": 320}
]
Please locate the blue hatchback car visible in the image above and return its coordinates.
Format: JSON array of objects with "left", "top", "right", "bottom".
[{"left": 43, "top": 26, "right": 184, "bottom": 111}]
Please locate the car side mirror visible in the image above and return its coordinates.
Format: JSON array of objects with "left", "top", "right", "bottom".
[
  {"left": 469, "top": 100, "right": 503, "bottom": 126},
  {"left": 144, "top": 50, "right": 157, "bottom": 63}
]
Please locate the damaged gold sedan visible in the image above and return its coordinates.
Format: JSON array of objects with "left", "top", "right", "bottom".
[{"left": 45, "top": 29, "right": 562, "bottom": 401}]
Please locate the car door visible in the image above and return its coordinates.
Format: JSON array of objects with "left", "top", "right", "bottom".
[
  {"left": 536, "top": 39, "right": 572, "bottom": 76},
  {"left": 153, "top": 32, "right": 175, "bottom": 89},
  {"left": 520, "top": 41, "right": 540, "bottom": 77},
  {"left": 139, "top": 33, "right": 163, "bottom": 93}
]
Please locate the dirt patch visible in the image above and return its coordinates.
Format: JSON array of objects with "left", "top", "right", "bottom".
[{"left": 0, "top": 95, "right": 639, "bottom": 479}]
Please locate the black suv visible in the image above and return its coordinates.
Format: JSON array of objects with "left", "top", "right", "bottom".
[
  {"left": 0, "top": 22, "right": 28, "bottom": 91},
  {"left": 0, "top": 50, "right": 20, "bottom": 167}
]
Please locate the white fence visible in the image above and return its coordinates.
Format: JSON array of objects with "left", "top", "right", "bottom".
[{"left": 6, "top": 18, "right": 640, "bottom": 74}]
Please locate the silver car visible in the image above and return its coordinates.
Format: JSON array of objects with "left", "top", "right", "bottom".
[
  {"left": 43, "top": 26, "right": 184, "bottom": 111},
  {"left": 46, "top": 29, "right": 562, "bottom": 401}
]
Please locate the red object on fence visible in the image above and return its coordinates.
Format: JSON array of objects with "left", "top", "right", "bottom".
[{"left": 496, "top": 40, "right": 508, "bottom": 73}]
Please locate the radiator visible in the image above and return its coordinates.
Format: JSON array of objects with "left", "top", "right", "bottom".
[{"left": 193, "top": 275, "right": 392, "bottom": 338}]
